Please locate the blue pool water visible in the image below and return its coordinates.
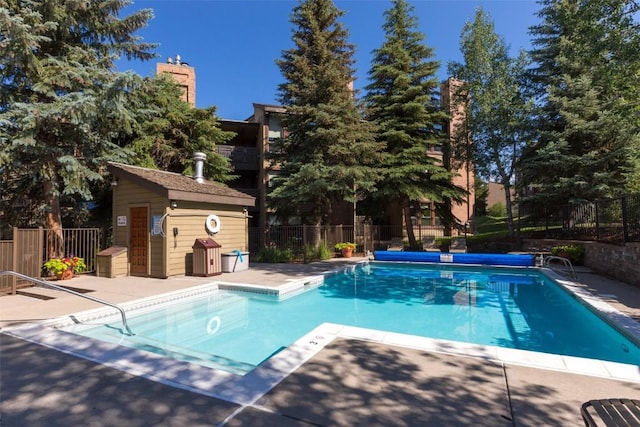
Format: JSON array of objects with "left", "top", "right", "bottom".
[{"left": 63, "top": 263, "right": 640, "bottom": 374}]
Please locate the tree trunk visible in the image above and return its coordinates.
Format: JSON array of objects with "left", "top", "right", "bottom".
[
  {"left": 43, "top": 179, "right": 64, "bottom": 258},
  {"left": 503, "top": 184, "right": 515, "bottom": 237},
  {"left": 442, "top": 198, "right": 453, "bottom": 237},
  {"left": 302, "top": 219, "right": 322, "bottom": 249},
  {"left": 402, "top": 196, "right": 417, "bottom": 248}
]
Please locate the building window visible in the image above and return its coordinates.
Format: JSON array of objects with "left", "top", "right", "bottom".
[{"left": 267, "top": 172, "right": 279, "bottom": 188}]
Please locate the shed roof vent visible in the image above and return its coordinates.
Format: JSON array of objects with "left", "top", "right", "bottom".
[{"left": 193, "top": 152, "right": 206, "bottom": 183}]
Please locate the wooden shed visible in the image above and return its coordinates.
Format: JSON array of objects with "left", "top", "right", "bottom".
[{"left": 107, "top": 161, "right": 255, "bottom": 278}]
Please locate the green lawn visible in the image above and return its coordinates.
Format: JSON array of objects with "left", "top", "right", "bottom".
[
  {"left": 474, "top": 215, "right": 558, "bottom": 239},
  {"left": 474, "top": 216, "right": 511, "bottom": 235}
]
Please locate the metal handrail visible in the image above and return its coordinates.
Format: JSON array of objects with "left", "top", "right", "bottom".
[
  {"left": 543, "top": 256, "right": 578, "bottom": 280},
  {"left": 0, "top": 271, "right": 133, "bottom": 335}
]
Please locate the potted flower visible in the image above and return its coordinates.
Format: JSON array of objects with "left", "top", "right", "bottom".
[
  {"left": 551, "top": 244, "right": 584, "bottom": 265},
  {"left": 43, "top": 256, "right": 87, "bottom": 280},
  {"left": 335, "top": 242, "right": 356, "bottom": 258}
]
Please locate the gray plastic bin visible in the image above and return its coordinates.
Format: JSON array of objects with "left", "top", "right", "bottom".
[{"left": 221, "top": 251, "right": 249, "bottom": 273}]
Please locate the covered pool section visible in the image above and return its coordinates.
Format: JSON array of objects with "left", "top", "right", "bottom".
[{"left": 374, "top": 251, "right": 535, "bottom": 267}]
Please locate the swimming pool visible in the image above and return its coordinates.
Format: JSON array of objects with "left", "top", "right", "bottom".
[{"left": 57, "top": 262, "right": 640, "bottom": 374}]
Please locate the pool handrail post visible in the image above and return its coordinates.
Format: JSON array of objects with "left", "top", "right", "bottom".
[
  {"left": 542, "top": 256, "right": 577, "bottom": 279},
  {"left": 0, "top": 270, "right": 134, "bottom": 336}
]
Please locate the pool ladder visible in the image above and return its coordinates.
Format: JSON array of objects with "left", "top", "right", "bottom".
[
  {"left": 0, "top": 271, "right": 134, "bottom": 336},
  {"left": 542, "top": 256, "right": 578, "bottom": 280}
]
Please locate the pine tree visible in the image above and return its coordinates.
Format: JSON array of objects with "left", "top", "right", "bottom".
[
  {"left": 0, "top": 0, "right": 156, "bottom": 254},
  {"left": 270, "top": 0, "right": 383, "bottom": 232},
  {"left": 127, "top": 76, "right": 235, "bottom": 183},
  {"left": 364, "top": 0, "right": 463, "bottom": 245},
  {"left": 520, "top": 0, "right": 640, "bottom": 205},
  {"left": 448, "top": 8, "right": 534, "bottom": 236}
]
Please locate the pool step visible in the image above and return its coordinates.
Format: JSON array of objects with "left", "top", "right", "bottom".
[
  {"left": 121, "top": 334, "right": 256, "bottom": 375},
  {"left": 116, "top": 292, "right": 249, "bottom": 347}
]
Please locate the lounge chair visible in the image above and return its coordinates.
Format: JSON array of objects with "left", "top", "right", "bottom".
[
  {"left": 449, "top": 237, "right": 467, "bottom": 253},
  {"left": 581, "top": 398, "right": 640, "bottom": 426},
  {"left": 422, "top": 237, "right": 441, "bottom": 252},
  {"left": 387, "top": 237, "right": 404, "bottom": 251}
]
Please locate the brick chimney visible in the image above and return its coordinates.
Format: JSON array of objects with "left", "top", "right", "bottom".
[{"left": 156, "top": 55, "right": 196, "bottom": 107}]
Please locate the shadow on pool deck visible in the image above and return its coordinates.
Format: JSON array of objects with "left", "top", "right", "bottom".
[
  {"left": 2, "top": 333, "right": 639, "bottom": 426},
  {"left": 1, "top": 256, "right": 640, "bottom": 426}
]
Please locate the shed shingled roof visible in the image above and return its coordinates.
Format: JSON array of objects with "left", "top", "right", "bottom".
[{"left": 107, "top": 162, "right": 255, "bottom": 207}]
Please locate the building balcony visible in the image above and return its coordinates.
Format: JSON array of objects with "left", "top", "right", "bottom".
[{"left": 216, "top": 145, "right": 259, "bottom": 170}]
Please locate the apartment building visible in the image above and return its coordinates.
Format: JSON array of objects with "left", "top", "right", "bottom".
[
  {"left": 158, "top": 61, "right": 474, "bottom": 236},
  {"left": 441, "top": 77, "right": 475, "bottom": 232}
]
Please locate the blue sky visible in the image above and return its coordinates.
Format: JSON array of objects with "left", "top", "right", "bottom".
[{"left": 116, "top": 0, "right": 540, "bottom": 120}]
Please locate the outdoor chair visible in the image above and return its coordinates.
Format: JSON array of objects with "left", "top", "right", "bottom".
[
  {"left": 422, "top": 236, "right": 441, "bottom": 252},
  {"left": 387, "top": 237, "right": 404, "bottom": 251},
  {"left": 449, "top": 237, "right": 467, "bottom": 253},
  {"left": 581, "top": 398, "right": 640, "bottom": 426}
]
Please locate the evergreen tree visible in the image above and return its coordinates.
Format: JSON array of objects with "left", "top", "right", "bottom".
[
  {"left": 448, "top": 8, "right": 534, "bottom": 236},
  {"left": 520, "top": 0, "right": 640, "bottom": 205},
  {"left": 474, "top": 179, "right": 489, "bottom": 217},
  {"left": 127, "top": 76, "right": 235, "bottom": 182},
  {"left": 271, "top": 0, "right": 383, "bottom": 233},
  {"left": 0, "top": 0, "right": 156, "bottom": 254},
  {"left": 364, "top": 0, "right": 463, "bottom": 246}
]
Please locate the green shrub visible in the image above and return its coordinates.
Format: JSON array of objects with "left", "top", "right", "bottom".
[
  {"left": 551, "top": 244, "right": 585, "bottom": 265},
  {"left": 301, "top": 244, "right": 316, "bottom": 262},
  {"left": 487, "top": 202, "right": 506, "bottom": 218},
  {"left": 316, "top": 242, "right": 333, "bottom": 260},
  {"left": 256, "top": 242, "right": 335, "bottom": 263},
  {"left": 298, "top": 242, "right": 333, "bottom": 263},
  {"left": 254, "top": 247, "right": 295, "bottom": 263}
]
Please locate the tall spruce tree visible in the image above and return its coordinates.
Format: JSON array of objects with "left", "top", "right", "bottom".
[
  {"left": 271, "top": 0, "right": 383, "bottom": 234},
  {"left": 0, "top": 0, "right": 156, "bottom": 254},
  {"left": 520, "top": 0, "right": 640, "bottom": 205},
  {"left": 448, "top": 8, "right": 534, "bottom": 236},
  {"left": 364, "top": 0, "right": 463, "bottom": 246}
]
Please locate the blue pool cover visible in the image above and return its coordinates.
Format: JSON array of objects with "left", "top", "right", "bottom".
[{"left": 374, "top": 251, "right": 535, "bottom": 267}]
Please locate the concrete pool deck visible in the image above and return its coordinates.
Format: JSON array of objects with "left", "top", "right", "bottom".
[{"left": 1, "top": 257, "right": 640, "bottom": 426}]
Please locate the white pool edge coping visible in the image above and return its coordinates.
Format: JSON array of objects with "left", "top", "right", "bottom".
[{"left": 4, "top": 263, "right": 640, "bottom": 407}]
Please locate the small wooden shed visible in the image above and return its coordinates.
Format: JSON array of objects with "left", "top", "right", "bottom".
[{"left": 107, "top": 161, "right": 255, "bottom": 278}]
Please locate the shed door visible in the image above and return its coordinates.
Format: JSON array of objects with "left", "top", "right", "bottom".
[{"left": 130, "top": 207, "right": 148, "bottom": 276}]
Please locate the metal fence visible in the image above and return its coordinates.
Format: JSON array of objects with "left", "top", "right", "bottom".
[
  {"left": 0, "top": 227, "right": 103, "bottom": 294},
  {"left": 518, "top": 194, "right": 640, "bottom": 245},
  {"left": 250, "top": 194, "right": 640, "bottom": 255},
  {"left": 249, "top": 223, "right": 448, "bottom": 254},
  {"left": 42, "top": 228, "right": 103, "bottom": 272}
]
